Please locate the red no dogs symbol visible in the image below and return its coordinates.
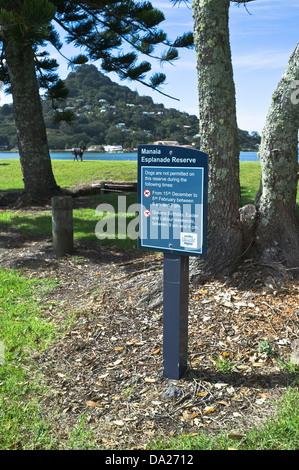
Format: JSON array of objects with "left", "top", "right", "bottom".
[
  {"left": 144, "top": 209, "right": 151, "bottom": 218},
  {"left": 143, "top": 189, "right": 151, "bottom": 198}
]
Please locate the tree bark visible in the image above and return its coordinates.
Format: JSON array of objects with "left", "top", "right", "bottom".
[
  {"left": 254, "top": 44, "right": 299, "bottom": 267},
  {"left": 3, "top": 34, "right": 60, "bottom": 203},
  {"left": 191, "top": 0, "right": 243, "bottom": 279}
]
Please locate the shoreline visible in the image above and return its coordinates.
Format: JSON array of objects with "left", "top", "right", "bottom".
[{"left": 0, "top": 149, "right": 260, "bottom": 154}]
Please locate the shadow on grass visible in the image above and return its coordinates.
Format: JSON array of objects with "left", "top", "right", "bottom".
[
  {"left": 0, "top": 208, "right": 139, "bottom": 253},
  {"left": 185, "top": 367, "right": 298, "bottom": 390},
  {"left": 240, "top": 187, "right": 299, "bottom": 215},
  {"left": 240, "top": 186, "right": 257, "bottom": 206},
  {"left": 0, "top": 213, "right": 52, "bottom": 237}
]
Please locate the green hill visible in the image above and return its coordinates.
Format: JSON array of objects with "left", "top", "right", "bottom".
[{"left": 0, "top": 64, "right": 260, "bottom": 152}]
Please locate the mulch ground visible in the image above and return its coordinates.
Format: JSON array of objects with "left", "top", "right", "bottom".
[{"left": 0, "top": 205, "right": 298, "bottom": 450}]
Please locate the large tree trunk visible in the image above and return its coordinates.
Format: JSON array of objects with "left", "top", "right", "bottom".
[
  {"left": 254, "top": 44, "right": 299, "bottom": 267},
  {"left": 3, "top": 34, "right": 60, "bottom": 203},
  {"left": 191, "top": 0, "right": 243, "bottom": 279}
]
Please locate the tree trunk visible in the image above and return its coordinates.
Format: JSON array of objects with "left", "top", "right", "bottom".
[
  {"left": 191, "top": 0, "right": 243, "bottom": 279},
  {"left": 254, "top": 44, "right": 299, "bottom": 267},
  {"left": 3, "top": 35, "right": 60, "bottom": 203}
]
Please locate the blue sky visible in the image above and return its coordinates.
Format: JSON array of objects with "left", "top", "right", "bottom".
[
  {"left": 0, "top": 0, "right": 298, "bottom": 134},
  {"left": 137, "top": 0, "right": 299, "bottom": 134}
]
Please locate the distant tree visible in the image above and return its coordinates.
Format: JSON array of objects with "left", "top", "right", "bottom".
[
  {"left": 0, "top": 0, "right": 193, "bottom": 203},
  {"left": 0, "top": 134, "right": 9, "bottom": 146},
  {"left": 105, "top": 126, "right": 124, "bottom": 145},
  {"left": 238, "top": 129, "right": 260, "bottom": 150},
  {"left": 47, "top": 133, "right": 69, "bottom": 150},
  {"left": 0, "top": 103, "right": 13, "bottom": 116}
]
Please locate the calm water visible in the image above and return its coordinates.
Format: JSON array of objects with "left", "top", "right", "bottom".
[{"left": 0, "top": 151, "right": 259, "bottom": 161}]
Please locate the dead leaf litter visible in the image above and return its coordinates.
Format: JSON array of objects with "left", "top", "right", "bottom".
[{"left": 0, "top": 228, "right": 298, "bottom": 450}]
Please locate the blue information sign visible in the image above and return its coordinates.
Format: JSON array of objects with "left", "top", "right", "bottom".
[{"left": 138, "top": 145, "right": 208, "bottom": 257}]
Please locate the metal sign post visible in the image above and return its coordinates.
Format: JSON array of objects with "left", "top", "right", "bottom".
[
  {"left": 163, "top": 253, "right": 189, "bottom": 379},
  {"left": 138, "top": 144, "right": 208, "bottom": 379}
]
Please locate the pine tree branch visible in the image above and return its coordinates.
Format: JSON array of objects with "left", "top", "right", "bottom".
[
  {"left": 53, "top": 15, "right": 180, "bottom": 100},
  {"left": 77, "top": 2, "right": 164, "bottom": 62}
]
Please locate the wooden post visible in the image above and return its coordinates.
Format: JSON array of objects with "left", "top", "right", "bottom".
[{"left": 51, "top": 196, "right": 73, "bottom": 257}]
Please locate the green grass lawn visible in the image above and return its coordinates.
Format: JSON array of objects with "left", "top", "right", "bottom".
[
  {"left": 1, "top": 158, "right": 297, "bottom": 205},
  {"left": 0, "top": 268, "right": 59, "bottom": 449},
  {"left": 0, "top": 192, "right": 139, "bottom": 250},
  {"left": 239, "top": 161, "right": 261, "bottom": 206},
  {"left": 0, "top": 267, "right": 99, "bottom": 450},
  {"left": 0, "top": 159, "right": 298, "bottom": 249},
  {"left": 0, "top": 159, "right": 137, "bottom": 192}
]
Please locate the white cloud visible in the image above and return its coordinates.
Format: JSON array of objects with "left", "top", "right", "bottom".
[
  {"left": 0, "top": 91, "right": 12, "bottom": 106},
  {"left": 231, "top": 0, "right": 299, "bottom": 18},
  {"left": 151, "top": 1, "right": 190, "bottom": 10},
  {"left": 237, "top": 111, "right": 267, "bottom": 134}
]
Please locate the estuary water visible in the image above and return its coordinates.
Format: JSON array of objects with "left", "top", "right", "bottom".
[{"left": 0, "top": 151, "right": 259, "bottom": 161}]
